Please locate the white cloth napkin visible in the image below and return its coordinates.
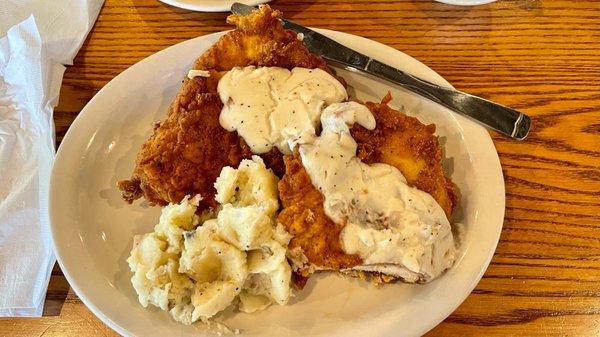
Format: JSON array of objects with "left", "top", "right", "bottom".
[{"left": 0, "top": 0, "right": 103, "bottom": 317}]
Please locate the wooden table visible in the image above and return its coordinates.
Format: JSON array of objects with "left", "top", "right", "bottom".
[{"left": 1, "top": 0, "right": 599, "bottom": 336}]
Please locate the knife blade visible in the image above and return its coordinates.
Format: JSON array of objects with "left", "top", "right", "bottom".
[{"left": 231, "top": 3, "right": 531, "bottom": 140}]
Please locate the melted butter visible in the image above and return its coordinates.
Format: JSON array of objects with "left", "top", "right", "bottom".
[
  {"left": 218, "top": 66, "right": 347, "bottom": 154},
  {"left": 298, "top": 102, "right": 457, "bottom": 282},
  {"left": 218, "top": 66, "right": 456, "bottom": 282}
]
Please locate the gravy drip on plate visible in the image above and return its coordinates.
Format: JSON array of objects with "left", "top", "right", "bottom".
[{"left": 218, "top": 67, "right": 457, "bottom": 282}]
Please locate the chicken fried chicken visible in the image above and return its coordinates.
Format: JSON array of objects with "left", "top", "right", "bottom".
[
  {"left": 118, "top": 5, "right": 331, "bottom": 209},
  {"left": 119, "top": 5, "right": 460, "bottom": 285},
  {"left": 277, "top": 95, "right": 458, "bottom": 279}
]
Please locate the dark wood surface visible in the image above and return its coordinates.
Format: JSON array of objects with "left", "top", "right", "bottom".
[{"left": 1, "top": 0, "right": 599, "bottom": 336}]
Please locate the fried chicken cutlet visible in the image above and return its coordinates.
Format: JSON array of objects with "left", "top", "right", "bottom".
[
  {"left": 118, "top": 6, "right": 332, "bottom": 210},
  {"left": 352, "top": 93, "right": 458, "bottom": 218},
  {"left": 278, "top": 95, "right": 458, "bottom": 279}
]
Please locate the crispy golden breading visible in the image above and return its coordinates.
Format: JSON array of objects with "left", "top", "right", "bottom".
[
  {"left": 277, "top": 95, "right": 458, "bottom": 278},
  {"left": 351, "top": 93, "right": 458, "bottom": 218},
  {"left": 278, "top": 156, "right": 362, "bottom": 276},
  {"left": 118, "top": 94, "right": 248, "bottom": 210},
  {"left": 118, "top": 5, "right": 329, "bottom": 209}
]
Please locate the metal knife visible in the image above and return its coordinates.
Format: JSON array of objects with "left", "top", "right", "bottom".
[{"left": 231, "top": 3, "right": 531, "bottom": 140}]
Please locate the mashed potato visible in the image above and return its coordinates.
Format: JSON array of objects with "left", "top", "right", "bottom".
[{"left": 128, "top": 156, "right": 292, "bottom": 324}]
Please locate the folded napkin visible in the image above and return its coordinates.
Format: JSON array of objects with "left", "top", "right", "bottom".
[{"left": 0, "top": 0, "right": 103, "bottom": 317}]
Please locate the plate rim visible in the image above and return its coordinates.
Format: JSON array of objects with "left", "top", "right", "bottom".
[
  {"left": 50, "top": 28, "right": 504, "bottom": 337},
  {"left": 157, "top": 0, "right": 269, "bottom": 12},
  {"left": 435, "top": 0, "right": 497, "bottom": 6}
]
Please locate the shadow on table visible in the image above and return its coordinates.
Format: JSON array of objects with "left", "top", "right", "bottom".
[
  {"left": 41, "top": 263, "right": 68, "bottom": 316},
  {"left": 54, "top": 35, "right": 102, "bottom": 150}
]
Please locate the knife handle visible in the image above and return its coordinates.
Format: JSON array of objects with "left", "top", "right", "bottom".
[{"left": 366, "top": 60, "right": 531, "bottom": 140}]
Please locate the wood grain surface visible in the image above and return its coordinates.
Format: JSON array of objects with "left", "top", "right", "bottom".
[{"left": 1, "top": 0, "right": 599, "bottom": 336}]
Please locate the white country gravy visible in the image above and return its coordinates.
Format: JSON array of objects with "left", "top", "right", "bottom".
[{"left": 218, "top": 66, "right": 347, "bottom": 154}]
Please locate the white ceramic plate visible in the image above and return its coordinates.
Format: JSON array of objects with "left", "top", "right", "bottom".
[
  {"left": 435, "top": 0, "right": 497, "bottom": 5},
  {"left": 158, "top": 0, "right": 269, "bottom": 12},
  {"left": 50, "top": 29, "right": 504, "bottom": 337}
]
